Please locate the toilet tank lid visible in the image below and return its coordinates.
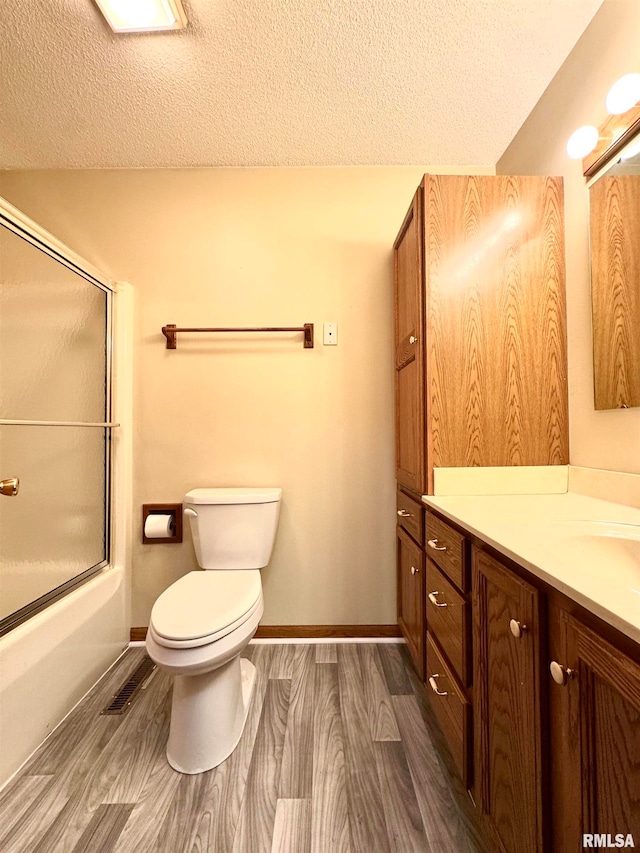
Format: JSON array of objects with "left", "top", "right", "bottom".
[{"left": 184, "top": 487, "right": 282, "bottom": 505}]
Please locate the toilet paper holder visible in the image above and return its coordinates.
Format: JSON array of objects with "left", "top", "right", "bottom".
[{"left": 142, "top": 503, "right": 183, "bottom": 544}]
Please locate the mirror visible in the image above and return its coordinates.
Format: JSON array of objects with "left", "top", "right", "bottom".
[{"left": 589, "top": 128, "right": 640, "bottom": 410}]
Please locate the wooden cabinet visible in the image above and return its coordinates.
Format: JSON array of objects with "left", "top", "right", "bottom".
[
  {"left": 426, "top": 634, "right": 472, "bottom": 785},
  {"left": 548, "top": 604, "right": 640, "bottom": 850},
  {"left": 396, "top": 522, "right": 425, "bottom": 679},
  {"left": 393, "top": 174, "right": 568, "bottom": 493},
  {"left": 473, "top": 548, "right": 545, "bottom": 853},
  {"left": 470, "top": 543, "right": 640, "bottom": 853},
  {"left": 393, "top": 188, "right": 427, "bottom": 493},
  {"left": 424, "top": 510, "right": 473, "bottom": 787}
]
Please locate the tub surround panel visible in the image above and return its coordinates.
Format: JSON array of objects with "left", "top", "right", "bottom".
[{"left": 0, "top": 567, "right": 127, "bottom": 787}]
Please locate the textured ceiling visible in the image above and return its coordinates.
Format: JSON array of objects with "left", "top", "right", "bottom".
[{"left": 0, "top": 0, "right": 603, "bottom": 168}]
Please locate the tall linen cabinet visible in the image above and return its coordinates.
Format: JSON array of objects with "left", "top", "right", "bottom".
[{"left": 393, "top": 174, "right": 568, "bottom": 675}]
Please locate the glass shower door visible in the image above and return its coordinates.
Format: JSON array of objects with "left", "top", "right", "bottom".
[{"left": 0, "top": 215, "right": 113, "bottom": 634}]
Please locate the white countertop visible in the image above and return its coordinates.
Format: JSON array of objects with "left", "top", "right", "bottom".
[{"left": 421, "top": 492, "right": 640, "bottom": 644}]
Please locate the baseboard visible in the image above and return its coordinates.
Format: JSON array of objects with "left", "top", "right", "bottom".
[
  {"left": 255, "top": 624, "right": 402, "bottom": 639},
  {"left": 130, "top": 624, "right": 401, "bottom": 642}
]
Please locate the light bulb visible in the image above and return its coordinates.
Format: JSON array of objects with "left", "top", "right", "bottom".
[
  {"left": 566, "top": 125, "right": 599, "bottom": 159},
  {"left": 605, "top": 73, "right": 640, "bottom": 115}
]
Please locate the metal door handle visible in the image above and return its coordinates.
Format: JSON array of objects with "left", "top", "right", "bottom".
[
  {"left": 428, "top": 591, "right": 448, "bottom": 607},
  {"left": 428, "top": 675, "right": 448, "bottom": 696},
  {"left": 0, "top": 477, "right": 19, "bottom": 497}
]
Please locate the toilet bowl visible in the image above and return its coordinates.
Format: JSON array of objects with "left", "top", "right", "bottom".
[{"left": 146, "top": 487, "right": 281, "bottom": 774}]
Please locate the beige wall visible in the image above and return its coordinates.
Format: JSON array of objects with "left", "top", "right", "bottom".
[
  {"left": 0, "top": 166, "right": 491, "bottom": 626},
  {"left": 497, "top": 0, "right": 640, "bottom": 474}
]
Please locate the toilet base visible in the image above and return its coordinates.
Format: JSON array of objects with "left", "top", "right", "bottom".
[{"left": 166, "top": 655, "right": 256, "bottom": 774}]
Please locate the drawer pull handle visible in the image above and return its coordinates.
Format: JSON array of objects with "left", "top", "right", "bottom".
[
  {"left": 397, "top": 509, "right": 412, "bottom": 518},
  {"left": 428, "top": 591, "right": 448, "bottom": 607},
  {"left": 550, "top": 661, "right": 575, "bottom": 686},
  {"left": 427, "top": 538, "right": 447, "bottom": 552},
  {"left": 428, "top": 675, "right": 448, "bottom": 696},
  {"left": 509, "top": 618, "right": 527, "bottom": 638},
  {"left": 410, "top": 565, "right": 420, "bottom": 576}
]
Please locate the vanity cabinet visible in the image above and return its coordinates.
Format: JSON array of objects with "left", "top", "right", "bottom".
[
  {"left": 470, "top": 542, "right": 640, "bottom": 853},
  {"left": 473, "top": 548, "right": 545, "bottom": 853},
  {"left": 548, "top": 604, "right": 640, "bottom": 850},
  {"left": 424, "top": 510, "right": 473, "bottom": 786}
]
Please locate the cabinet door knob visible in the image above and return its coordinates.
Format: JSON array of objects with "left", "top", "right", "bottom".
[
  {"left": 428, "top": 591, "right": 448, "bottom": 607},
  {"left": 397, "top": 509, "right": 412, "bottom": 518},
  {"left": 410, "top": 565, "right": 420, "bottom": 576},
  {"left": 428, "top": 675, "right": 448, "bottom": 696},
  {"left": 509, "top": 618, "right": 527, "bottom": 638},
  {"left": 550, "top": 661, "right": 575, "bottom": 686},
  {"left": 427, "top": 538, "right": 447, "bottom": 552},
  {"left": 409, "top": 335, "right": 417, "bottom": 344}
]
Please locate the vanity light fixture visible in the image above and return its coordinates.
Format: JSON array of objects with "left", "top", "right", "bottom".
[
  {"left": 566, "top": 70, "right": 640, "bottom": 160},
  {"left": 566, "top": 125, "right": 599, "bottom": 160},
  {"left": 94, "top": 0, "right": 187, "bottom": 33},
  {"left": 605, "top": 73, "right": 640, "bottom": 115}
]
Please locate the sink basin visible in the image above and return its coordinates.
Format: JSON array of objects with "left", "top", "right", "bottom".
[{"left": 549, "top": 521, "right": 640, "bottom": 592}]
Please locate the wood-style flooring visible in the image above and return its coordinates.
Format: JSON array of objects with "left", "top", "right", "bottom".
[{"left": 0, "top": 643, "right": 490, "bottom": 853}]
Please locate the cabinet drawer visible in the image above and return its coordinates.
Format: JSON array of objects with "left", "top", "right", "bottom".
[
  {"left": 426, "top": 634, "right": 472, "bottom": 787},
  {"left": 396, "top": 490, "right": 424, "bottom": 544},
  {"left": 426, "top": 511, "right": 468, "bottom": 592},
  {"left": 426, "top": 559, "right": 471, "bottom": 686}
]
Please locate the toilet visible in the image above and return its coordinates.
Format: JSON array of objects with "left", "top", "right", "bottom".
[{"left": 145, "top": 487, "right": 282, "bottom": 774}]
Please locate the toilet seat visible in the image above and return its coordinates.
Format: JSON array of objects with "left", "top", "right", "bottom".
[{"left": 149, "top": 570, "right": 262, "bottom": 649}]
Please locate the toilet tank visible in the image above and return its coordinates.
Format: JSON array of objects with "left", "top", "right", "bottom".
[{"left": 184, "top": 488, "right": 282, "bottom": 570}]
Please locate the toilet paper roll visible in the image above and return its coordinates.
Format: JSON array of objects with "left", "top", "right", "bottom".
[{"left": 144, "top": 513, "right": 175, "bottom": 539}]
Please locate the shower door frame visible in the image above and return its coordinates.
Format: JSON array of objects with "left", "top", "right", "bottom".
[{"left": 0, "top": 197, "right": 118, "bottom": 636}]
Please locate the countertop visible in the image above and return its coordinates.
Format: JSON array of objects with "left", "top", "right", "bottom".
[{"left": 421, "top": 492, "right": 640, "bottom": 644}]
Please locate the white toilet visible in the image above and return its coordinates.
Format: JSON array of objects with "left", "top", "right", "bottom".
[{"left": 146, "top": 487, "right": 282, "bottom": 774}]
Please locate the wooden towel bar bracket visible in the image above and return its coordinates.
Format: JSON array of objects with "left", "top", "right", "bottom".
[{"left": 162, "top": 323, "right": 314, "bottom": 350}]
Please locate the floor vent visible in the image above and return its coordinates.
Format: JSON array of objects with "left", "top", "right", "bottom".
[{"left": 101, "top": 655, "right": 157, "bottom": 716}]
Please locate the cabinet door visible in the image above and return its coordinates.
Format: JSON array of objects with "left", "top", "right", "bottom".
[
  {"left": 473, "top": 549, "right": 544, "bottom": 853},
  {"left": 548, "top": 606, "right": 640, "bottom": 850},
  {"left": 397, "top": 526, "right": 425, "bottom": 679},
  {"left": 393, "top": 186, "right": 427, "bottom": 493},
  {"left": 427, "top": 175, "right": 568, "bottom": 468}
]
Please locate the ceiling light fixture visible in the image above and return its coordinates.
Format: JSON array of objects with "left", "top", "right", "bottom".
[
  {"left": 94, "top": 0, "right": 187, "bottom": 33},
  {"left": 605, "top": 73, "right": 640, "bottom": 115},
  {"left": 566, "top": 125, "right": 599, "bottom": 160}
]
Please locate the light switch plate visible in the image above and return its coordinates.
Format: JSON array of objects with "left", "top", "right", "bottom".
[{"left": 323, "top": 322, "right": 338, "bottom": 345}]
